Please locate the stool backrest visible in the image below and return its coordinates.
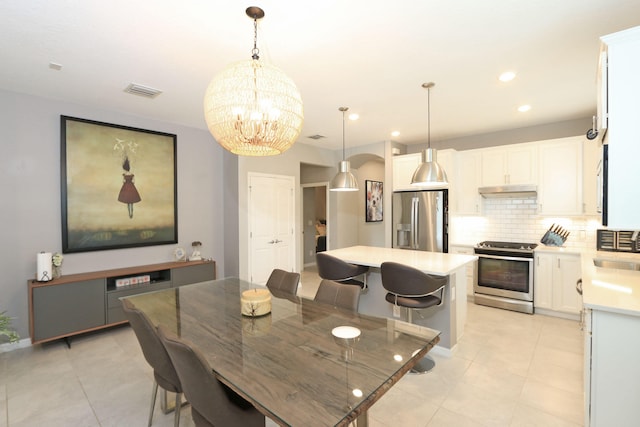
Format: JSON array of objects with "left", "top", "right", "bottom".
[
  {"left": 381, "top": 262, "right": 447, "bottom": 297},
  {"left": 316, "top": 252, "right": 365, "bottom": 280}
]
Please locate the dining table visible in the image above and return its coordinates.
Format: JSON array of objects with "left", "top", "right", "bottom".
[{"left": 122, "top": 277, "right": 441, "bottom": 426}]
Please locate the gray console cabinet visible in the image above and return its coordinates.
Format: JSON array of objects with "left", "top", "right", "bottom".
[{"left": 29, "top": 260, "right": 215, "bottom": 344}]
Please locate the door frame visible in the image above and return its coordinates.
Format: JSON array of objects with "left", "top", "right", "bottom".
[{"left": 301, "top": 182, "right": 330, "bottom": 268}]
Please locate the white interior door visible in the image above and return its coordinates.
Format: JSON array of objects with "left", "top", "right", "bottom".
[{"left": 249, "top": 173, "right": 295, "bottom": 284}]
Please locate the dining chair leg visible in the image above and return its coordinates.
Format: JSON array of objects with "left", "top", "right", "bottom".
[
  {"left": 173, "top": 392, "right": 181, "bottom": 427},
  {"left": 148, "top": 380, "right": 159, "bottom": 427},
  {"left": 161, "top": 388, "right": 170, "bottom": 413}
]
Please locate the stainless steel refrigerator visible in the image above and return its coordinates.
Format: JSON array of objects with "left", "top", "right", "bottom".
[{"left": 392, "top": 189, "right": 448, "bottom": 252}]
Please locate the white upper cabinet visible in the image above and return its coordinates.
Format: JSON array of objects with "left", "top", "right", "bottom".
[
  {"left": 392, "top": 152, "right": 422, "bottom": 191},
  {"left": 538, "top": 136, "right": 584, "bottom": 216},
  {"left": 438, "top": 149, "right": 456, "bottom": 212},
  {"left": 392, "top": 150, "right": 454, "bottom": 193},
  {"left": 481, "top": 144, "right": 538, "bottom": 186},
  {"left": 456, "top": 150, "right": 482, "bottom": 215},
  {"left": 601, "top": 26, "right": 640, "bottom": 228}
]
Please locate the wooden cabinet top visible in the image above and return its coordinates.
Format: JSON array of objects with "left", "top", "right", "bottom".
[{"left": 28, "top": 260, "right": 215, "bottom": 288}]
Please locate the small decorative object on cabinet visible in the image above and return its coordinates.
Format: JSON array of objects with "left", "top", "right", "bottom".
[
  {"left": 173, "top": 247, "right": 186, "bottom": 261},
  {"left": 189, "top": 241, "right": 202, "bottom": 261},
  {"left": 52, "top": 252, "right": 63, "bottom": 279}
]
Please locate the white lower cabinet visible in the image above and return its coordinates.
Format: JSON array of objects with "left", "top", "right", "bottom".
[
  {"left": 585, "top": 308, "right": 640, "bottom": 426},
  {"left": 449, "top": 245, "right": 476, "bottom": 299},
  {"left": 534, "top": 252, "right": 582, "bottom": 317}
]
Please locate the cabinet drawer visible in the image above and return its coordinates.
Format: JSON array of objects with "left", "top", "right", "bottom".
[{"left": 172, "top": 262, "right": 216, "bottom": 287}]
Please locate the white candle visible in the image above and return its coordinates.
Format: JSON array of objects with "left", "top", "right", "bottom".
[
  {"left": 241, "top": 288, "right": 272, "bottom": 317},
  {"left": 36, "top": 252, "right": 53, "bottom": 282}
]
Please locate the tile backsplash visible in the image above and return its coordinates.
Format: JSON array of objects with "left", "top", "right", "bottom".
[{"left": 449, "top": 196, "right": 601, "bottom": 250}]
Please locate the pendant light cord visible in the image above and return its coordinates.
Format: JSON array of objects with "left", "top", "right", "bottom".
[
  {"left": 339, "top": 107, "right": 349, "bottom": 160},
  {"left": 422, "top": 82, "right": 435, "bottom": 149},
  {"left": 427, "top": 85, "right": 431, "bottom": 149},
  {"left": 342, "top": 109, "right": 346, "bottom": 160}
]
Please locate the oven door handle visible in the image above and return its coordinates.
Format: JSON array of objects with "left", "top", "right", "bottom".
[{"left": 476, "top": 253, "right": 534, "bottom": 262}]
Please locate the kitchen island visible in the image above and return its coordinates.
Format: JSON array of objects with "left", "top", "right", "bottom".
[
  {"left": 581, "top": 250, "right": 640, "bottom": 426},
  {"left": 323, "top": 245, "right": 477, "bottom": 355}
]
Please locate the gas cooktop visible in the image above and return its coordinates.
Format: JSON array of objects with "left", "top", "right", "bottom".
[{"left": 476, "top": 241, "right": 538, "bottom": 251}]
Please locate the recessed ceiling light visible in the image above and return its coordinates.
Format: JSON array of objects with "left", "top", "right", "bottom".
[
  {"left": 499, "top": 71, "right": 516, "bottom": 82},
  {"left": 518, "top": 104, "right": 531, "bottom": 112},
  {"left": 348, "top": 113, "right": 359, "bottom": 121},
  {"left": 391, "top": 131, "right": 400, "bottom": 137}
]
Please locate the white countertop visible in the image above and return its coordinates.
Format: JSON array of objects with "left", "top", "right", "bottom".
[
  {"left": 323, "top": 245, "right": 477, "bottom": 276},
  {"left": 581, "top": 250, "right": 640, "bottom": 316},
  {"left": 534, "top": 245, "right": 582, "bottom": 255}
]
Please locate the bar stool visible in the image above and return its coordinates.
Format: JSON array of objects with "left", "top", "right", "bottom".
[
  {"left": 315, "top": 252, "right": 369, "bottom": 291},
  {"left": 380, "top": 261, "right": 446, "bottom": 373}
]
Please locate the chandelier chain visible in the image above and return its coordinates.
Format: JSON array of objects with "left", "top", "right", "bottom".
[{"left": 251, "top": 17, "right": 260, "bottom": 60}]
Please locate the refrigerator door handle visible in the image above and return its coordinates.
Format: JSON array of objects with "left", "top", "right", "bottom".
[{"left": 411, "top": 197, "right": 420, "bottom": 249}]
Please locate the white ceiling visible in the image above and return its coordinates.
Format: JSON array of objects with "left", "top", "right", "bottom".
[{"left": 2, "top": 1, "right": 639, "bottom": 150}]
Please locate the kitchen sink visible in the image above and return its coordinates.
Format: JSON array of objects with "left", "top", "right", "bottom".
[{"left": 593, "top": 258, "right": 640, "bottom": 271}]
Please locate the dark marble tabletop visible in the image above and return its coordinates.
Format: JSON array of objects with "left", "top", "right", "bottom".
[{"left": 123, "top": 277, "right": 440, "bottom": 426}]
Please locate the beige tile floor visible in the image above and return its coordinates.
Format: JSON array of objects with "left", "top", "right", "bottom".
[{"left": 0, "top": 267, "right": 584, "bottom": 426}]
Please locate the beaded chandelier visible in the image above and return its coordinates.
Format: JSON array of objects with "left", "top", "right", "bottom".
[{"left": 203, "top": 7, "right": 304, "bottom": 156}]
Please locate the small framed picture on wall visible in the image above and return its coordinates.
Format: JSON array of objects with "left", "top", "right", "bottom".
[{"left": 365, "top": 180, "right": 383, "bottom": 222}]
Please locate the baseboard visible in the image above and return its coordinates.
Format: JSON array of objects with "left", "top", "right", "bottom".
[
  {"left": 0, "top": 337, "right": 31, "bottom": 353},
  {"left": 431, "top": 344, "right": 453, "bottom": 358},
  {"left": 534, "top": 307, "right": 580, "bottom": 321}
]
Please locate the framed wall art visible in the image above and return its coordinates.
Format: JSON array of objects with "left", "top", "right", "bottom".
[
  {"left": 365, "top": 180, "right": 383, "bottom": 222},
  {"left": 60, "top": 115, "right": 178, "bottom": 253}
]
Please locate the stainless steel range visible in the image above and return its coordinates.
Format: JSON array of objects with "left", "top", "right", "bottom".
[{"left": 473, "top": 241, "right": 538, "bottom": 314}]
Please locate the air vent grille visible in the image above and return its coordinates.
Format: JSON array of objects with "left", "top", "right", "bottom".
[{"left": 124, "top": 83, "right": 162, "bottom": 98}]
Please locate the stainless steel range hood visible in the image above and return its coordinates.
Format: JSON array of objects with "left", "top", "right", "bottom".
[{"left": 478, "top": 184, "right": 537, "bottom": 198}]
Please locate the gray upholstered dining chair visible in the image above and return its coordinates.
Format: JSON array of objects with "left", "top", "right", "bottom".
[
  {"left": 157, "top": 325, "right": 265, "bottom": 427},
  {"left": 265, "top": 269, "right": 300, "bottom": 297},
  {"left": 380, "top": 261, "right": 447, "bottom": 373},
  {"left": 121, "top": 299, "right": 183, "bottom": 427},
  {"left": 314, "top": 279, "right": 361, "bottom": 312},
  {"left": 316, "top": 252, "right": 369, "bottom": 290}
]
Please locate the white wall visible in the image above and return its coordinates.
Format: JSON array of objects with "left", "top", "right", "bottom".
[{"left": 0, "top": 90, "right": 227, "bottom": 339}]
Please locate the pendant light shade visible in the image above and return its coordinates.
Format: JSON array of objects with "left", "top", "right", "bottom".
[
  {"left": 411, "top": 148, "right": 448, "bottom": 186},
  {"left": 411, "top": 82, "right": 448, "bottom": 186},
  {"left": 330, "top": 107, "right": 359, "bottom": 192},
  {"left": 203, "top": 7, "right": 303, "bottom": 156}
]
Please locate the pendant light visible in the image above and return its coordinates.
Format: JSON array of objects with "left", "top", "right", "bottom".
[
  {"left": 411, "top": 82, "right": 448, "bottom": 186},
  {"left": 330, "top": 107, "right": 359, "bottom": 192},
  {"left": 203, "top": 7, "right": 304, "bottom": 156}
]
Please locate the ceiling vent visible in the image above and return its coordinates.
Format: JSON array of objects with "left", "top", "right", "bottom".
[
  {"left": 307, "top": 134, "right": 326, "bottom": 140},
  {"left": 124, "top": 83, "right": 162, "bottom": 98}
]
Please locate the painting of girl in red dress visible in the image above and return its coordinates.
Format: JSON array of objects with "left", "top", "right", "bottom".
[{"left": 117, "top": 155, "right": 141, "bottom": 218}]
